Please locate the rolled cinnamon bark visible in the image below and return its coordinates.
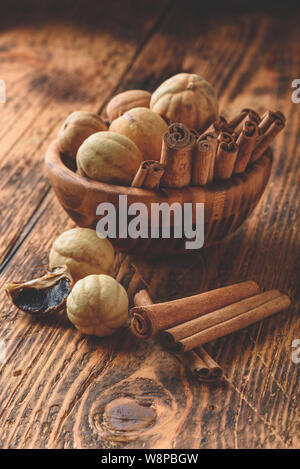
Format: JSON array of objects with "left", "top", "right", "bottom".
[
  {"left": 234, "top": 120, "right": 259, "bottom": 173},
  {"left": 247, "top": 109, "right": 261, "bottom": 125},
  {"left": 130, "top": 281, "right": 260, "bottom": 339},
  {"left": 227, "top": 109, "right": 249, "bottom": 130},
  {"left": 190, "top": 347, "right": 223, "bottom": 381},
  {"left": 143, "top": 161, "right": 165, "bottom": 190},
  {"left": 233, "top": 109, "right": 261, "bottom": 138},
  {"left": 213, "top": 115, "right": 230, "bottom": 134},
  {"left": 214, "top": 141, "right": 238, "bottom": 180},
  {"left": 198, "top": 132, "right": 218, "bottom": 182},
  {"left": 132, "top": 160, "right": 165, "bottom": 190},
  {"left": 160, "top": 292, "right": 290, "bottom": 352},
  {"left": 250, "top": 118, "right": 285, "bottom": 163},
  {"left": 259, "top": 110, "right": 285, "bottom": 134},
  {"left": 133, "top": 289, "right": 223, "bottom": 381},
  {"left": 161, "top": 290, "right": 280, "bottom": 344},
  {"left": 192, "top": 140, "right": 216, "bottom": 185},
  {"left": 199, "top": 131, "right": 218, "bottom": 140},
  {"left": 134, "top": 288, "right": 153, "bottom": 307},
  {"left": 131, "top": 161, "right": 149, "bottom": 188},
  {"left": 160, "top": 123, "right": 195, "bottom": 188},
  {"left": 217, "top": 131, "right": 234, "bottom": 144}
]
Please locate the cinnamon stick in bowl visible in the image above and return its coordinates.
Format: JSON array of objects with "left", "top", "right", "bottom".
[
  {"left": 192, "top": 139, "right": 217, "bottom": 185},
  {"left": 259, "top": 110, "right": 286, "bottom": 134},
  {"left": 234, "top": 120, "right": 259, "bottom": 173},
  {"left": 250, "top": 118, "right": 285, "bottom": 163},
  {"left": 160, "top": 123, "right": 196, "bottom": 188},
  {"left": 214, "top": 140, "right": 238, "bottom": 180},
  {"left": 132, "top": 160, "right": 165, "bottom": 190},
  {"left": 227, "top": 109, "right": 249, "bottom": 131},
  {"left": 197, "top": 132, "right": 218, "bottom": 182},
  {"left": 230, "top": 108, "right": 261, "bottom": 137},
  {"left": 217, "top": 131, "right": 235, "bottom": 144},
  {"left": 130, "top": 281, "right": 260, "bottom": 339},
  {"left": 213, "top": 115, "right": 230, "bottom": 134}
]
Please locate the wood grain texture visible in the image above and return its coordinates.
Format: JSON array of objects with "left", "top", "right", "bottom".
[{"left": 0, "top": 0, "right": 299, "bottom": 449}]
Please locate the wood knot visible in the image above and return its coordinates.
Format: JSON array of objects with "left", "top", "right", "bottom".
[
  {"left": 104, "top": 398, "right": 156, "bottom": 432},
  {"left": 94, "top": 397, "right": 156, "bottom": 442}
]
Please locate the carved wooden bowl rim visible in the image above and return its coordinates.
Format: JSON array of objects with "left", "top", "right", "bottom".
[{"left": 45, "top": 140, "right": 273, "bottom": 204}]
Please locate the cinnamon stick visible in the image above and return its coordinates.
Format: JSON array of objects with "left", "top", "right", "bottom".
[
  {"left": 160, "top": 289, "right": 280, "bottom": 345},
  {"left": 227, "top": 109, "right": 249, "bottom": 130},
  {"left": 192, "top": 140, "right": 216, "bottom": 185},
  {"left": 131, "top": 161, "right": 149, "bottom": 188},
  {"left": 160, "top": 292, "right": 290, "bottom": 352},
  {"left": 259, "top": 110, "right": 286, "bottom": 134},
  {"left": 232, "top": 109, "right": 261, "bottom": 138},
  {"left": 213, "top": 115, "right": 230, "bottom": 134},
  {"left": 214, "top": 141, "right": 238, "bottom": 180},
  {"left": 160, "top": 123, "right": 195, "bottom": 188},
  {"left": 133, "top": 289, "right": 222, "bottom": 381},
  {"left": 188, "top": 347, "right": 223, "bottom": 381},
  {"left": 198, "top": 132, "right": 218, "bottom": 182},
  {"left": 133, "top": 288, "right": 153, "bottom": 307},
  {"left": 250, "top": 118, "right": 285, "bottom": 163},
  {"left": 234, "top": 119, "right": 259, "bottom": 173},
  {"left": 217, "top": 131, "right": 234, "bottom": 144},
  {"left": 130, "top": 281, "right": 260, "bottom": 339},
  {"left": 132, "top": 160, "right": 165, "bottom": 190}
]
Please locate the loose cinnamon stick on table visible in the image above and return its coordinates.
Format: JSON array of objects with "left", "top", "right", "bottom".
[
  {"left": 134, "top": 288, "right": 153, "bottom": 307},
  {"left": 133, "top": 289, "right": 222, "bottom": 382},
  {"left": 160, "top": 123, "right": 196, "bottom": 188},
  {"left": 234, "top": 119, "right": 259, "bottom": 173},
  {"left": 250, "top": 118, "right": 285, "bottom": 163},
  {"left": 185, "top": 347, "right": 223, "bottom": 381},
  {"left": 214, "top": 141, "right": 238, "bottom": 179},
  {"left": 132, "top": 160, "right": 165, "bottom": 190},
  {"left": 160, "top": 289, "right": 280, "bottom": 346},
  {"left": 160, "top": 291, "right": 290, "bottom": 352},
  {"left": 130, "top": 281, "right": 260, "bottom": 339}
]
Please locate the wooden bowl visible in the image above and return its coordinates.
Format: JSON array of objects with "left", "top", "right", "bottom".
[{"left": 45, "top": 141, "right": 272, "bottom": 257}]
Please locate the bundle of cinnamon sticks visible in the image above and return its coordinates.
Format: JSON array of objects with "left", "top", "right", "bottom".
[
  {"left": 133, "top": 288, "right": 223, "bottom": 382},
  {"left": 131, "top": 108, "right": 286, "bottom": 190},
  {"left": 130, "top": 281, "right": 290, "bottom": 358}
]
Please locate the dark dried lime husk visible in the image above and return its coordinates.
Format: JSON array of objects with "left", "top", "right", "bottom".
[{"left": 5, "top": 266, "right": 73, "bottom": 317}]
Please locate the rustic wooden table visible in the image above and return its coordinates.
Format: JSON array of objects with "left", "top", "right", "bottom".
[{"left": 0, "top": 0, "right": 299, "bottom": 449}]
